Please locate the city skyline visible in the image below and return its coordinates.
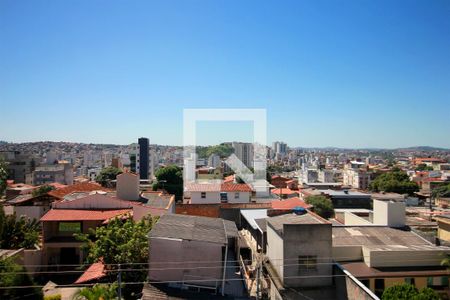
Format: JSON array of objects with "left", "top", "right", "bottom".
[{"left": 1, "top": 0, "right": 449, "bottom": 148}]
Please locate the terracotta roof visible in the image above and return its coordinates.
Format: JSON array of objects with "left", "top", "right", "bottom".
[
  {"left": 271, "top": 197, "right": 312, "bottom": 209},
  {"left": 185, "top": 183, "right": 252, "bottom": 192},
  {"left": 271, "top": 175, "right": 289, "bottom": 181},
  {"left": 220, "top": 183, "right": 252, "bottom": 192},
  {"left": 48, "top": 182, "right": 110, "bottom": 199},
  {"left": 74, "top": 261, "right": 107, "bottom": 284},
  {"left": 40, "top": 209, "right": 131, "bottom": 221},
  {"left": 223, "top": 175, "right": 235, "bottom": 183},
  {"left": 271, "top": 188, "right": 298, "bottom": 195}
]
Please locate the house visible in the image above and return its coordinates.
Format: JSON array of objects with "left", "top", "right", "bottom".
[
  {"left": 148, "top": 214, "right": 242, "bottom": 297},
  {"left": 196, "top": 167, "right": 223, "bottom": 180},
  {"left": 322, "top": 189, "right": 372, "bottom": 209},
  {"left": 270, "top": 188, "right": 298, "bottom": 199},
  {"left": 48, "top": 182, "right": 110, "bottom": 200},
  {"left": 184, "top": 183, "right": 252, "bottom": 204},
  {"left": 333, "top": 226, "right": 450, "bottom": 298},
  {"left": 41, "top": 205, "right": 131, "bottom": 265},
  {"left": 435, "top": 215, "right": 450, "bottom": 246},
  {"left": 271, "top": 176, "right": 290, "bottom": 188},
  {"left": 263, "top": 212, "right": 357, "bottom": 299}
]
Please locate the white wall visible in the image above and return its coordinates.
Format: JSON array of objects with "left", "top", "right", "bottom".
[
  {"left": 116, "top": 173, "right": 140, "bottom": 201},
  {"left": 190, "top": 191, "right": 220, "bottom": 204},
  {"left": 266, "top": 225, "right": 284, "bottom": 282},
  {"left": 373, "top": 200, "right": 405, "bottom": 227},
  {"left": 344, "top": 212, "right": 373, "bottom": 226},
  {"left": 227, "top": 192, "right": 250, "bottom": 203}
]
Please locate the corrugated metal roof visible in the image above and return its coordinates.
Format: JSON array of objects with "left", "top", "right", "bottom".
[{"left": 149, "top": 214, "right": 237, "bottom": 244}]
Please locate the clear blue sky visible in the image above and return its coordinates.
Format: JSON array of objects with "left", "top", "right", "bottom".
[{"left": 1, "top": 0, "right": 449, "bottom": 148}]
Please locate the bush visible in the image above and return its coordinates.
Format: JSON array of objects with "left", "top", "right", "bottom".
[
  {"left": 44, "top": 294, "right": 62, "bottom": 300},
  {"left": 382, "top": 284, "right": 440, "bottom": 300}
]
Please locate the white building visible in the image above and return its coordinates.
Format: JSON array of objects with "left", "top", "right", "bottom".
[
  {"left": 184, "top": 183, "right": 252, "bottom": 204},
  {"left": 232, "top": 142, "right": 254, "bottom": 168}
]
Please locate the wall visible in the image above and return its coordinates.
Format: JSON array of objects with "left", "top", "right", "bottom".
[
  {"left": 333, "top": 246, "right": 363, "bottom": 262},
  {"left": 23, "top": 249, "right": 42, "bottom": 272},
  {"left": 283, "top": 223, "right": 333, "bottom": 287},
  {"left": 14, "top": 206, "right": 45, "bottom": 221},
  {"left": 227, "top": 192, "right": 250, "bottom": 203},
  {"left": 176, "top": 204, "right": 221, "bottom": 218},
  {"left": 344, "top": 212, "right": 373, "bottom": 226},
  {"left": 266, "top": 225, "right": 284, "bottom": 283},
  {"left": 437, "top": 219, "right": 450, "bottom": 242},
  {"left": 190, "top": 191, "right": 220, "bottom": 204},
  {"left": 363, "top": 247, "right": 447, "bottom": 268},
  {"left": 149, "top": 237, "right": 224, "bottom": 288},
  {"left": 116, "top": 173, "right": 139, "bottom": 200},
  {"left": 373, "top": 200, "right": 405, "bottom": 227}
]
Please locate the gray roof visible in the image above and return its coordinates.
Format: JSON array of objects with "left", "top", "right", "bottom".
[
  {"left": 323, "top": 189, "right": 371, "bottom": 198},
  {"left": 254, "top": 218, "right": 267, "bottom": 232},
  {"left": 149, "top": 214, "right": 238, "bottom": 244},
  {"left": 267, "top": 213, "right": 328, "bottom": 236},
  {"left": 240, "top": 209, "right": 268, "bottom": 231},
  {"left": 332, "top": 226, "right": 430, "bottom": 247}
]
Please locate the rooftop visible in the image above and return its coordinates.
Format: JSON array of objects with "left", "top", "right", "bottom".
[
  {"left": 271, "top": 197, "right": 312, "bottom": 210},
  {"left": 332, "top": 226, "right": 430, "bottom": 247},
  {"left": 40, "top": 209, "right": 131, "bottom": 222},
  {"left": 149, "top": 214, "right": 238, "bottom": 244},
  {"left": 267, "top": 212, "right": 329, "bottom": 236},
  {"left": 48, "top": 182, "right": 110, "bottom": 199}
]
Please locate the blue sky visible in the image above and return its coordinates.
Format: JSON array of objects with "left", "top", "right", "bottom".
[{"left": 1, "top": 0, "right": 449, "bottom": 148}]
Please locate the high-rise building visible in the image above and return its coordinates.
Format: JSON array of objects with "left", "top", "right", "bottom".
[
  {"left": 137, "top": 137, "right": 149, "bottom": 180},
  {"left": 232, "top": 142, "right": 254, "bottom": 168},
  {"left": 273, "top": 141, "right": 288, "bottom": 155}
]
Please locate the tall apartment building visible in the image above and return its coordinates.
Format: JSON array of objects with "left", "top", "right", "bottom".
[
  {"left": 0, "top": 151, "right": 36, "bottom": 184},
  {"left": 137, "top": 137, "right": 150, "bottom": 180},
  {"left": 272, "top": 141, "right": 287, "bottom": 155},
  {"left": 33, "top": 161, "right": 74, "bottom": 186},
  {"left": 232, "top": 142, "right": 254, "bottom": 169},
  {"left": 343, "top": 161, "right": 372, "bottom": 190},
  {"left": 208, "top": 154, "right": 221, "bottom": 168}
]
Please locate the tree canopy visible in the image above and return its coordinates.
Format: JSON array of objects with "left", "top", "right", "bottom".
[
  {"left": 32, "top": 184, "right": 55, "bottom": 197},
  {"left": 382, "top": 283, "right": 439, "bottom": 300},
  {"left": 305, "top": 195, "right": 334, "bottom": 219},
  {"left": 432, "top": 183, "right": 450, "bottom": 199},
  {"left": 74, "top": 283, "right": 117, "bottom": 300},
  {"left": 415, "top": 164, "right": 434, "bottom": 171},
  {"left": 196, "top": 143, "right": 234, "bottom": 159},
  {"left": 95, "top": 167, "right": 122, "bottom": 187},
  {"left": 0, "top": 257, "right": 42, "bottom": 299},
  {"left": 0, "top": 159, "right": 8, "bottom": 196},
  {"left": 154, "top": 165, "right": 183, "bottom": 200},
  {"left": 0, "top": 210, "right": 40, "bottom": 249},
  {"left": 369, "top": 170, "right": 419, "bottom": 196},
  {"left": 76, "top": 216, "right": 157, "bottom": 299}
]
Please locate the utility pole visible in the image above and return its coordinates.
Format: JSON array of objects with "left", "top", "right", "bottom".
[{"left": 117, "top": 263, "right": 122, "bottom": 300}]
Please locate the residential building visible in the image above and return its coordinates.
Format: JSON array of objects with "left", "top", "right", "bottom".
[
  {"left": 0, "top": 151, "right": 36, "bottom": 184},
  {"left": 148, "top": 214, "right": 241, "bottom": 297},
  {"left": 33, "top": 161, "right": 74, "bottom": 186},
  {"left": 184, "top": 183, "right": 252, "bottom": 204},
  {"left": 265, "top": 212, "right": 334, "bottom": 298},
  {"left": 435, "top": 215, "right": 450, "bottom": 246},
  {"left": 208, "top": 154, "right": 221, "bottom": 168}
]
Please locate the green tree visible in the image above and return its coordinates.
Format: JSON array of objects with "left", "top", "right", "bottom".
[
  {"left": 305, "top": 195, "right": 334, "bottom": 219},
  {"left": 0, "top": 213, "right": 39, "bottom": 249},
  {"left": 0, "top": 257, "right": 42, "bottom": 299},
  {"left": 154, "top": 165, "right": 183, "bottom": 200},
  {"left": 415, "top": 164, "right": 434, "bottom": 171},
  {"left": 382, "top": 283, "right": 439, "bottom": 300},
  {"left": 442, "top": 253, "right": 450, "bottom": 269},
  {"left": 31, "top": 184, "right": 55, "bottom": 197},
  {"left": 76, "top": 217, "right": 157, "bottom": 299},
  {"left": 0, "top": 158, "right": 8, "bottom": 196},
  {"left": 369, "top": 170, "right": 419, "bottom": 196},
  {"left": 74, "top": 283, "right": 117, "bottom": 300},
  {"left": 95, "top": 167, "right": 122, "bottom": 187}
]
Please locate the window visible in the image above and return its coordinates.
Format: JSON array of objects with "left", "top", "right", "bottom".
[
  {"left": 220, "top": 192, "right": 228, "bottom": 203},
  {"left": 234, "top": 192, "right": 239, "bottom": 199},
  {"left": 201, "top": 192, "right": 206, "bottom": 199},
  {"left": 298, "top": 255, "right": 317, "bottom": 271}
]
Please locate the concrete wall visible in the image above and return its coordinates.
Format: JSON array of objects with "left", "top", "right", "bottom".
[
  {"left": 14, "top": 206, "right": 46, "bottom": 221},
  {"left": 283, "top": 223, "right": 333, "bottom": 287},
  {"left": 116, "top": 173, "right": 139, "bottom": 200},
  {"left": 149, "top": 237, "right": 224, "bottom": 288},
  {"left": 266, "top": 225, "right": 284, "bottom": 282},
  {"left": 373, "top": 200, "right": 405, "bottom": 227},
  {"left": 23, "top": 249, "right": 42, "bottom": 272},
  {"left": 333, "top": 246, "right": 363, "bottom": 262},
  {"left": 344, "top": 212, "right": 373, "bottom": 226},
  {"left": 364, "top": 247, "right": 449, "bottom": 268}
]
